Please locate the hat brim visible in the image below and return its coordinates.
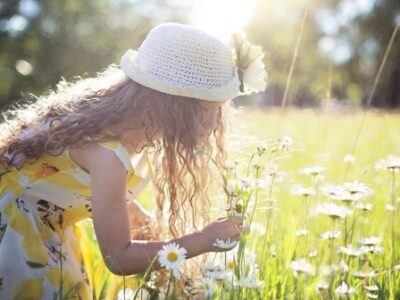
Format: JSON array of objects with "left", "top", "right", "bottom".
[{"left": 120, "top": 49, "right": 240, "bottom": 102}]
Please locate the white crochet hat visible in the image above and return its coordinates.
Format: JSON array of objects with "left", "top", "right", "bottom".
[{"left": 120, "top": 22, "right": 267, "bottom": 102}]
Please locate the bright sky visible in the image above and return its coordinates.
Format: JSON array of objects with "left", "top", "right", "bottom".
[{"left": 187, "top": 0, "right": 258, "bottom": 44}]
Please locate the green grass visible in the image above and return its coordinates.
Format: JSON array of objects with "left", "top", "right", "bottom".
[
  {"left": 85, "top": 108, "right": 400, "bottom": 299},
  {"left": 221, "top": 108, "right": 400, "bottom": 299}
]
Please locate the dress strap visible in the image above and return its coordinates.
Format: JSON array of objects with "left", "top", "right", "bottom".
[{"left": 91, "top": 128, "right": 134, "bottom": 175}]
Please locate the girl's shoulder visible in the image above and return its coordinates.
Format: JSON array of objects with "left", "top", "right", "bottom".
[{"left": 68, "top": 129, "right": 134, "bottom": 176}]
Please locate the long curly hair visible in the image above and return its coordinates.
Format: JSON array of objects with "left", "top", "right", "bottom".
[{"left": 0, "top": 65, "right": 230, "bottom": 239}]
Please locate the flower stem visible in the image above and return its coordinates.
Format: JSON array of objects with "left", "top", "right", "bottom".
[
  {"left": 165, "top": 270, "right": 173, "bottom": 299},
  {"left": 390, "top": 169, "right": 396, "bottom": 270}
]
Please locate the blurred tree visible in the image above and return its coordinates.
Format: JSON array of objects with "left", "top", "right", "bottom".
[
  {"left": 0, "top": 0, "right": 186, "bottom": 108},
  {"left": 350, "top": 0, "right": 400, "bottom": 108},
  {"left": 0, "top": 0, "right": 398, "bottom": 109},
  {"left": 246, "top": 0, "right": 399, "bottom": 108}
]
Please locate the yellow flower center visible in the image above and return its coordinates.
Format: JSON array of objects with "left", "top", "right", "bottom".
[
  {"left": 227, "top": 261, "right": 236, "bottom": 270},
  {"left": 235, "top": 203, "right": 243, "bottom": 213},
  {"left": 167, "top": 252, "right": 178, "bottom": 262}
]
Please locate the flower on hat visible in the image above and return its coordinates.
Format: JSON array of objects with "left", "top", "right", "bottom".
[{"left": 231, "top": 31, "right": 267, "bottom": 94}]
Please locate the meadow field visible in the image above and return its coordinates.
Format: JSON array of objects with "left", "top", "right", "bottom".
[
  {"left": 218, "top": 108, "right": 400, "bottom": 299},
  {"left": 83, "top": 108, "right": 400, "bottom": 299}
]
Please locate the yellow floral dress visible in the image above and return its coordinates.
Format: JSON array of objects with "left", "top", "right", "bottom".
[{"left": 0, "top": 130, "right": 153, "bottom": 299}]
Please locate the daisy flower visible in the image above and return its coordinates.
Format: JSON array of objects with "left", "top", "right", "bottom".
[
  {"left": 213, "top": 238, "right": 239, "bottom": 249},
  {"left": 308, "top": 249, "right": 318, "bottom": 258},
  {"left": 316, "top": 203, "right": 353, "bottom": 219},
  {"left": 316, "top": 281, "right": 329, "bottom": 293},
  {"left": 277, "top": 135, "right": 293, "bottom": 151},
  {"left": 238, "top": 176, "right": 255, "bottom": 192},
  {"left": 360, "top": 245, "right": 384, "bottom": 254},
  {"left": 319, "top": 265, "right": 339, "bottom": 276},
  {"left": 117, "top": 288, "right": 135, "bottom": 300},
  {"left": 321, "top": 230, "right": 341, "bottom": 240},
  {"left": 158, "top": 242, "right": 187, "bottom": 278},
  {"left": 288, "top": 258, "right": 315, "bottom": 276},
  {"left": 202, "top": 261, "right": 232, "bottom": 280},
  {"left": 235, "top": 276, "right": 263, "bottom": 288},
  {"left": 355, "top": 202, "right": 373, "bottom": 212},
  {"left": 295, "top": 228, "right": 309, "bottom": 237},
  {"left": 343, "top": 154, "right": 356, "bottom": 164},
  {"left": 250, "top": 222, "right": 266, "bottom": 236},
  {"left": 299, "top": 166, "right": 325, "bottom": 177},
  {"left": 338, "top": 245, "right": 368, "bottom": 257},
  {"left": 291, "top": 186, "right": 316, "bottom": 198},
  {"left": 375, "top": 155, "right": 400, "bottom": 171},
  {"left": 385, "top": 204, "right": 396, "bottom": 211},
  {"left": 321, "top": 184, "right": 344, "bottom": 198},
  {"left": 352, "top": 270, "right": 377, "bottom": 279},
  {"left": 358, "top": 236, "right": 382, "bottom": 247},
  {"left": 199, "top": 277, "right": 216, "bottom": 297},
  {"left": 335, "top": 281, "right": 356, "bottom": 297},
  {"left": 364, "top": 285, "right": 379, "bottom": 292},
  {"left": 341, "top": 181, "right": 373, "bottom": 198}
]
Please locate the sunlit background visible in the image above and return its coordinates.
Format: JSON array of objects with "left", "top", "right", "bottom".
[{"left": 0, "top": 0, "right": 399, "bottom": 108}]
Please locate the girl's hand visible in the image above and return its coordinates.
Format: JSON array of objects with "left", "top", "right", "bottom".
[
  {"left": 200, "top": 216, "right": 244, "bottom": 252},
  {"left": 128, "top": 199, "right": 155, "bottom": 240}
]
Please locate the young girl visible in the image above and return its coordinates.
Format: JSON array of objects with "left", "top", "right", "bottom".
[{"left": 0, "top": 22, "right": 266, "bottom": 298}]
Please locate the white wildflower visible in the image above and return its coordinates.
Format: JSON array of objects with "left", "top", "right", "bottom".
[
  {"left": 343, "top": 154, "right": 356, "bottom": 164},
  {"left": 319, "top": 265, "right": 338, "bottom": 276},
  {"left": 213, "top": 238, "right": 239, "bottom": 249},
  {"left": 289, "top": 259, "right": 315, "bottom": 276},
  {"left": 250, "top": 222, "right": 266, "bottom": 236},
  {"left": 199, "top": 277, "right": 216, "bottom": 297},
  {"left": 202, "top": 261, "right": 232, "bottom": 280},
  {"left": 316, "top": 280, "right": 329, "bottom": 293},
  {"left": 375, "top": 155, "right": 400, "bottom": 171},
  {"left": 226, "top": 180, "right": 237, "bottom": 195},
  {"left": 158, "top": 242, "right": 187, "bottom": 279},
  {"left": 360, "top": 245, "right": 384, "bottom": 254},
  {"left": 341, "top": 181, "right": 373, "bottom": 198},
  {"left": 355, "top": 202, "right": 373, "bottom": 211},
  {"left": 295, "top": 229, "right": 308, "bottom": 237},
  {"left": 291, "top": 186, "right": 316, "bottom": 198},
  {"left": 321, "top": 184, "right": 344, "bottom": 198},
  {"left": 335, "top": 281, "right": 356, "bottom": 297},
  {"left": 339, "top": 245, "right": 368, "bottom": 257},
  {"left": 117, "top": 288, "right": 135, "bottom": 300},
  {"left": 339, "top": 259, "right": 349, "bottom": 273},
  {"left": 385, "top": 204, "right": 396, "bottom": 211},
  {"left": 308, "top": 249, "right": 318, "bottom": 258},
  {"left": 364, "top": 285, "right": 379, "bottom": 292},
  {"left": 352, "top": 270, "right": 377, "bottom": 279},
  {"left": 316, "top": 203, "right": 353, "bottom": 219},
  {"left": 321, "top": 230, "right": 341, "bottom": 240},
  {"left": 238, "top": 176, "right": 255, "bottom": 192},
  {"left": 278, "top": 135, "right": 293, "bottom": 151},
  {"left": 358, "top": 236, "right": 382, "bottom": 247},
  {"left": 299, "top": 166, "right": 325, "bottom": 177},
  {"left": 235, "top": 276, "right": 263, "bottom": 288}
]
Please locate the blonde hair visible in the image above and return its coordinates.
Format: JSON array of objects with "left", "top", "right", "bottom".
[{"left": 0, "top": 65, "right": 229, "bottom": 238}]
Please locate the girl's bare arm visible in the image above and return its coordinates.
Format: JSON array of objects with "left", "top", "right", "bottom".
[{"left": 82, "top": 144, "right": 240, "bottom": 275}]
